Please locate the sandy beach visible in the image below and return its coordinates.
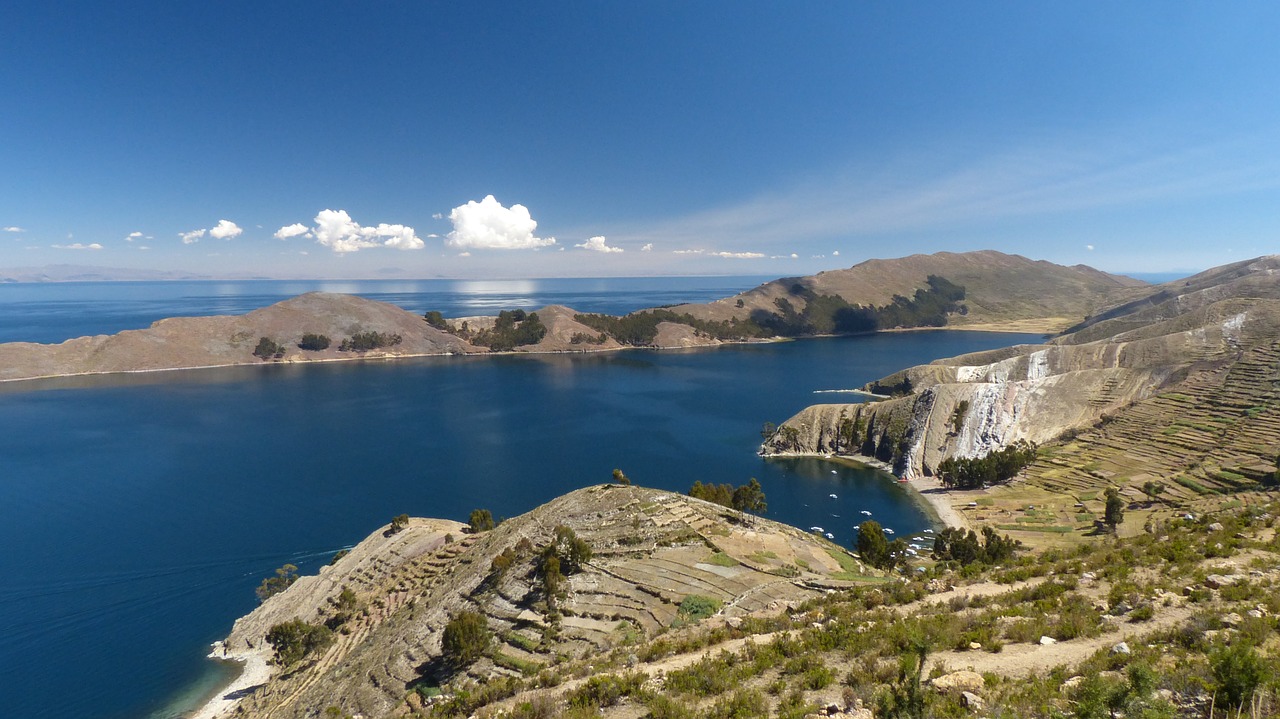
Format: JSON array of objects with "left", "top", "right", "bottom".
[
  {"left": 902, "top": 473, "right": 970, "bottom": 530},
  {"left": 188, "top": 645, "right": 274, "bottom": 719}
]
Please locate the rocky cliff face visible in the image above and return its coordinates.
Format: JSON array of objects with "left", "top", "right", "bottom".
[
  {"left": 763, "top": 257, "right": 1280, "bottom": 482},
  {"left": 218, "top": 485, "right": 874, "bottom": 719}
]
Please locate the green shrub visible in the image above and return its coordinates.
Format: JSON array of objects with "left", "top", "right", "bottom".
[{"left": 678, "top": 595, "right": 721, "bottom": 621}]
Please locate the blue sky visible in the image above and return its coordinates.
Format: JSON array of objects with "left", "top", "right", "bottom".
[{"left": 2, "top": 2, "right": 1277, "bottom": 279}]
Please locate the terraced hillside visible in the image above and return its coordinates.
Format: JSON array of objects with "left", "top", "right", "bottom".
[
  {"left": 216, "top": 485, "right": 879, "bottom": 719},
  {"left": 762, "top": 256, "right": 1280, "bottom": 528}
]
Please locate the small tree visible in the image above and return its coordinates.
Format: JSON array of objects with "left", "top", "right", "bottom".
[
  {"left": 389, "top": 513, "right": 410, "bottom": 534},
  {"left": 1140, "top": 480, "right": 1165, "bottom": 505},
  {"left": 266, "top": 619, "right": 333, "bottom": 666},
  {"left": 1104, "top": 487, "right": 1125, "bottom": 533},
  {"left": 731, "top": 478, "right": 768, "bottom": 517},
  {"left": 760, "top": 422, "right": 777, "bottom": 440},
  {"left": 441, "top": 610, "right": 490, "bottom": 668},
  {"left": 611, "top": 468, "right": 630, "bottom": 485},
  {"left": 856, "top": 520, "right": 890, "bottom": 568},
  {"left": 423, "top": 310, "right": 449, "bottom": 330},
  {"left": 1211, "top": 641, "right": 1267, "bottom": 709},
  {"left": 256, "top": 563, "right": 299, "bottom": 602},
  {"left": 468, "top": 508, "right": 495, "bottom": 533}
]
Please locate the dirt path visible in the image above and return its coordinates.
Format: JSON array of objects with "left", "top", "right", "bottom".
[{"left": 926, "top": 605, "right": 1194, "bottom": 678}]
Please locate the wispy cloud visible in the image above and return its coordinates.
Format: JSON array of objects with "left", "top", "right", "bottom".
[
  {"left": 613, "top": 129, "right": 1280, "bottom": 251},
  {"left": 3, "top": 226, "right": 23, "bottom": 233},
  {"left": 180, "top": 228, "right": 206, "bottom": 244},
  {"left": 52, "top": 242, "right": 103, "bottom": 250}
]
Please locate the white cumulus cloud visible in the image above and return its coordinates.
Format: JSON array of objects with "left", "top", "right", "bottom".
[
  {"left": 1086, "top": 244, "right": 1095, "bottom": 251},
  {"left": 575, "top": 236, "right": 623, "bottom": 253},
  {"left": 712, "top": 251, "right": 765, "bottom": 259},
  {"left": 672, "top": 249, "right": 704, "bottom": 255},
  {"left": 180, "top": 229, "right": 207, "bottom": 244},
  {"left": 52, "top": 242, "right": 103, "bottom": 250},
  {"left": 832, "top": 250, "right": 840, "bottom": 256},
  {"left": 446, "top": 195, "right": 555, "bottom": 250},
  {"left": 274, "top": 223, "right": 311, "bottom": 240},
  {"left": 126, "top": 231, "right": 143, "bottom": 241},
  {"left": 209, "top": 220, "right": 243, "bottom": 240},
  {"left": 641, "top": 243, "right": 653, "bottom": 252},
  {"left": 5, "top": 226, "right": 25, "bottom": 233},
  {"left": 311, "top": 209, "right": 424, "bottom": 253}
]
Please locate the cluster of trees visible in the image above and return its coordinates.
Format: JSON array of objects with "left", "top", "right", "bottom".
[
  {"left": 467, "top": 309, "right": 547, "bottom": 351},
  {"left": 570, "top": 331, "right": 608, "bottom": 345},
  {"left": 931, "top": 526, "right": 1020, "bottom": 566},
  {"left": 255, "top": 563, "right": 298, "bottom": 602},
  {"left": 298, "top": 333, "right": 331, "bottom": 351},
  {"left": 935, "top": 440, "right": 1038, "bottom": 489},
  {"left": 688, "top": 478, "right": 767, "bottom": 516},
  {"left": 751, "top": 275, "right": 966, "bottom": 338},
  {"left": 339, "top": 331, "right": 402, "bottom": 352},
  {"left": 253, "top": 337, "right": 286, "bottom": 360},
  {"left": 574, "top": 309, "right": 760, "bottom": 345}
]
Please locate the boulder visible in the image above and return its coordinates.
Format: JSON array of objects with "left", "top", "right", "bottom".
[
  {"left": 961, "top": 691, "right": 986, "bottom": 711},
  {"left": 930, "top": 670, "right": 985, "bottom": 694},
  {"left": 1205, "top": 574, "right": 1243, "bottom": 589},
  {"left": 1111, "top": 642, "right": 1131, "bottom": 655},
  {"left": 1039, "top": 635, "right": 1057, "bottom": 645}
]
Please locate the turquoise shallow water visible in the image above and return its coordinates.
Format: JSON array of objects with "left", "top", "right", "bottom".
[{"left": 0, "top": 279, "right": 1043, "bottom": 718}]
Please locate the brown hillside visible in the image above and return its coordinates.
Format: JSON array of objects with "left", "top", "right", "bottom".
[
  {"left": 0, "top": 292, "right": 480, "bottom": 382},
  {"left": 669, "top": 250, "right": 1145, "bottom": 332}
]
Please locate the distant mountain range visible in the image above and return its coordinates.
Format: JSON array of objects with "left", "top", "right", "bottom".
[{"left": 0, "top": 264, "right": 217, "bottom": 283}]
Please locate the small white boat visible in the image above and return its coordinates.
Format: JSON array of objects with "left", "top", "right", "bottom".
[
  {"left": 923, "top": 529, "right": 934, "bottom": 534},
  {"left": 810, "top": 526, "right": 825, "bottom": 534},
  {"left": 830, "top": 470, "right": 837, "bottom": 474},
  {"left": 829, "top": 493, "right": 838, "bottom": 499},
  {"left": 884, "top": 528, "right": 895, "bottom": 535},
  {"left": 860, "top": 510, "right": 872, "bottom": 516},
  {"left": 824, "top": 532, "right": 835, "bottom": 539}
]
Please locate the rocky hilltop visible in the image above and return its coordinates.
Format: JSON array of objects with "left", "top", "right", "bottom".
[
  {"left": 212, "top": 485, "right": 875, "bottom": 718},
  {"left": 764, "top": 254, "right": 1280, "bottom": 511}
]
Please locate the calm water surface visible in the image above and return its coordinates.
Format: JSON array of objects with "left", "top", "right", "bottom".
[{"left": 0, "top": 279, "right": 1043, "bottom": 718}]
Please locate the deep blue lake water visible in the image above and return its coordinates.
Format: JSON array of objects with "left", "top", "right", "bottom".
[{"left": 0, "top": 278, "right": 1043, "bottom": 718}]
